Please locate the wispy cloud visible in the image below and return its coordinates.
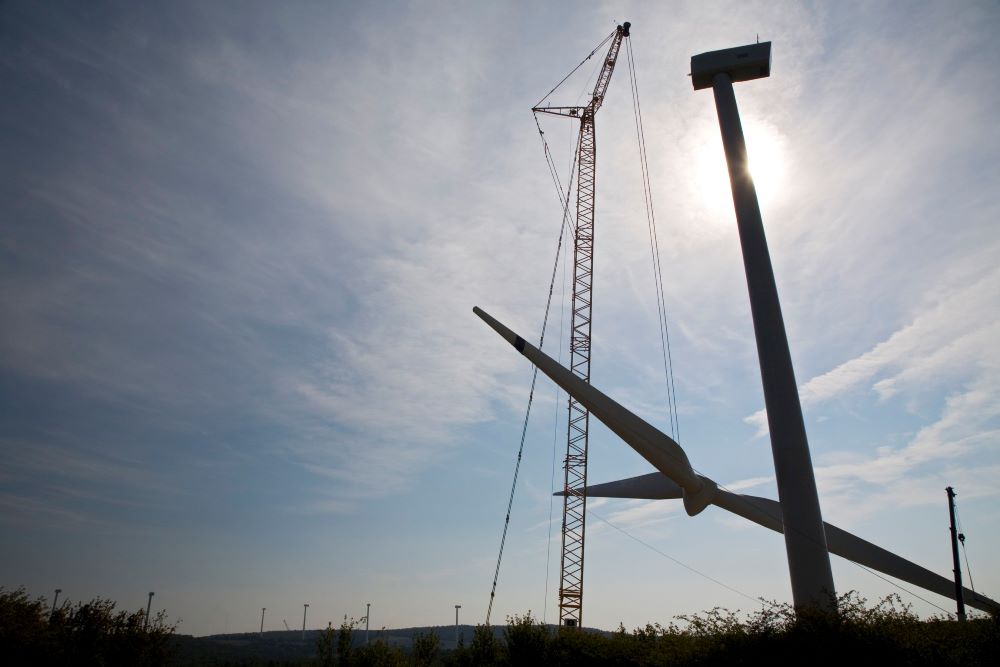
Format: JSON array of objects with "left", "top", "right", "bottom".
[
  {"left": 0, "top": 3, "right": 561, "bottom": 511},
  {"left": 815, "top": 374, "right": 1000, "bottom": 524},
  {"left": 745, "top": 259, "right": 1000, "bottom": 435},
  {"left": 721, "top": 475, "right": 774, "bottom": 493},
  {"left": 737, "top": 258, "right": 1000, "bottom": 525},
  {"left": 588, "top": 499, "right": 681, "bottom": 539}
]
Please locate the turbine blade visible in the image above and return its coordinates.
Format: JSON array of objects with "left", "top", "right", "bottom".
[
  {"left": 556, "top": 472, "right": 684, "bottom": 499},
  {"left": 477, "top": 306, "right": 999, "bottom": 613},
  {"left": 711, "top": 489, "right": 999, "bottom": 614},
  {"left": 474, "top": 306, "right": 715, "bottom": 515},
  {"left": 573, "top": 473, "right": 999, "bottom": 613}
]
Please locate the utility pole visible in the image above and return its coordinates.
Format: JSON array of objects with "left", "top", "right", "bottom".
[
  {"left": 302, "top": 603, "right": 309, "bottom": 639},
  {"left": 145, "top": 592, "right": 154, "bottom": 630},
  {"left": 260, "top": 607, "right": 266, "bottom": 636},
  {"left": 533, "top": 20, "right": 630, "bottom": 628},
  {"left": 365, "top": 602, "right": 371, "bottom": 646},
  {"left": 691, "top": 42, "right": 836, "bottom": 613},
  {"left": 946, "top": 486, "right": 967, "bottom": 621},
  {"left": 454, "top": 605, "right": 461, "bottom": 647}
]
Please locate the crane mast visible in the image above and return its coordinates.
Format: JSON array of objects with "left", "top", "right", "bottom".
[{"left": 533, "top": 21, "right": 629, "bottom": 627}]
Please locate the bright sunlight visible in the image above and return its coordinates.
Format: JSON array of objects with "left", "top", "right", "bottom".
[{"left": 691, "top": 117, "right": 788, "bottom": 222}]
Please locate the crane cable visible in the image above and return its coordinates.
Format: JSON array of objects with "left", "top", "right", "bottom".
[
  {"left": 543, "top": 209, "right": 570, "bottom": 625},
  {"left": 496, "top": 28, "right": 956, "bottom": 627},
  {"left": 533, "top": 29, "right": 617, "bottom": 109},
  {"left": 625, "top": 35, "right": 681, "bottom": 441},
  {"left": 621, "top": 40, "right": 956, "bottom": 619},
  {"left": 547, "top": 35, "right": 766, "bottom": 618},
  {"left": 533, "top": 110, "right": 578, "bottom": 625},
  {"left": 955, "top": 504, "right": 976, "bottom": 593},
  {"left": 624, "top": 40, "right": 960, "bottom": 614},
  {"left": 489, "top": 25, "right": 617, "bottom": 623},
  {"left": 529, "top": 32, "right": 764, "bottom": 620},
  {"left": 533, "top": 113, "right": 578, "bottom": 239},
  {"left": 485, "top": 118, "right": 581, "bottom": 627}
]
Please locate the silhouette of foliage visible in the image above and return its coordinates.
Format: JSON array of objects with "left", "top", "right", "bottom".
[
  {"left": 444, "top": 592, "right": 998, "bottom": 667},
  {"left": 311, "top": 616, "right": 410, "bottom": 667},
  {"left": 351, "top": 637, "right": 407, "bottom": 667},
  {"left": 501, "top": 611, "right": 549, "bottom": 664},
  {"left": 337, "top": 616, "right": 360, "bottom": 664},
  {"left": 0, "top": 586, "right": 176, "bottom": 666},
  {"left": 316, "top": 622, "right": 336, "bottom": 666},
  {"left": 450, "top": 623, "right": 498, "bottom": 666},
  {"left": 411, "top": 630, "right": 440, "bottom": 666},
  {"left": 14, "top": 588, "right": 989, "bottom": 666}
]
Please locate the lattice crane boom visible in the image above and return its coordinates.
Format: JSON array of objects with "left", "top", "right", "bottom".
[
  {"left": 532, "top": 21, "right": 629, "bottom": 628},
  {"left": 533, "top": 22, "right": 629, "bottom": 119}
]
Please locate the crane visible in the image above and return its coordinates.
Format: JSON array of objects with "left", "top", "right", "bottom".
[{"left": 532, "top": 21, "right": 630, "bottom": 628}]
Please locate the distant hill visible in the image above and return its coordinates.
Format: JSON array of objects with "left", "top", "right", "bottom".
[{"left": 170, "top": 623, "right": 612, "bottom": 663}]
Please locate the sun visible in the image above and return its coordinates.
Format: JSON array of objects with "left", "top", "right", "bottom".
[
  {"left": 690, "top": 118, "right": 788, "bottom": 222},
  {"left": 744, "top": 119, "right": 788, "bottom": 205}
]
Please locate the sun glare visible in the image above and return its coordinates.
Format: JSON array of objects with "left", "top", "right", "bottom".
[
  {"left": 691, "top": 119, "right": 788, "bottom": 222},
  {"left": 746, "top": 121, "right": 788, "bottom": 204}
]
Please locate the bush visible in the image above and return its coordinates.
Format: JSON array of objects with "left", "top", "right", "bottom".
[
  {"left": 452, "top": 592, "right": 999, "bottom": 667},
  {"left": 353, "top": 638, "right": 408, "bottom": 667},
  {"left": 450, "top": 623, "right": 499, "bottom": 667},
  {"left": 501, "top": 612, "right": 549, "bottom": 665},
  {"left": 0, "top": 586, "right": 177, "bottom": 666},
  {"left": 411, "top": 630, "right": 440, "bottom": 666}
]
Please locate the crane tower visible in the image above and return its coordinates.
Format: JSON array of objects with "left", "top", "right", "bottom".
[{"left": 532, "top": 21, "right": 629, "bottom": 627}]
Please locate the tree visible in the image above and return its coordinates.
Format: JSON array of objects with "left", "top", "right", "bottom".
[
  {"left": 0, "top": 586, "right": 176, "bottom": 666},
  {"left": 411, "top": 630, "right": 439, "bottom": 666},
  {"left": 502, "top": 612, "right": 549, "bottom": 665},
  {"left": 467, "top": 623, "right": 499, "bottom": 666},
  {"left": 316, "top": 622, "right": 336, "bottom": 667}
]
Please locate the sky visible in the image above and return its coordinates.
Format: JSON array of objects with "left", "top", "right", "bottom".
[{"left": 2, "top": 0, "right": 998, "bottom": 638}]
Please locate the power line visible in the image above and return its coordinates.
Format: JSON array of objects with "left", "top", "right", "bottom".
[
  {"left": 588, "top": 506, "right": 764, "bottom": 606},
  {"left": 705, "top": 475, "right": 958, "bottom": 618},
  {"left": 851, "top": 563, "right": 954, "bottom": 616}
]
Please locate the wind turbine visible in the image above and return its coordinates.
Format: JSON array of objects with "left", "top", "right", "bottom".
[
  {"left": 474, "top": 39, "right": 998, "bottom": 617},
  {"left": 472, "top": 307, "right": 998, "bottom": 614}
]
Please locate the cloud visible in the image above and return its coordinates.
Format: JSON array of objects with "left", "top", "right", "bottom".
[
  {"left": 745, "top": 259, "right": 1000, "bottom": 438},
  {"left": 736, "top": 253, "right": 1000, "bottom": 527},
  {"left": 815, "top": 372, "right": 1000, "bottom": 520},
  {"left": 588, "top": 499, "right": 680, "bottom": 538},
  {"left": 0, "top": 435, "right": 178, "bottom": 530},
  {"left": 803, "top": 264, "right": 1000, "bottom": 405},
  {"left": 721, "top": 475, "right": 774, "bottom": 493},
  {"left": 0, "top": 3, "right": 565, "bottom": 511}
]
